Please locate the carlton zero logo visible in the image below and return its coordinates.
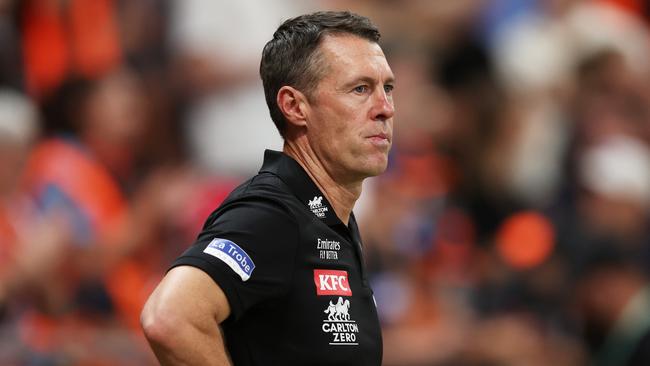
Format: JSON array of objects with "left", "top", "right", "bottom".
[
  {"left": 307, "top": 196, "right": 329, "bottom": 218},
  {"left": 314, "top": 269, "right": 352, "bottom": 296},
  {"left": 322, "top": 297, "right": 359, "bottom": 346}
]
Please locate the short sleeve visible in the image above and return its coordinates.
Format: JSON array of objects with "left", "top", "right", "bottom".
[{"left": 170, "top": 196, "right": 299, "bottom": 322}]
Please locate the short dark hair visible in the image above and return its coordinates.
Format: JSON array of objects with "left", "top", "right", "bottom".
[{"left": 260, "top": 11, "right": 381, "bottom": 137}]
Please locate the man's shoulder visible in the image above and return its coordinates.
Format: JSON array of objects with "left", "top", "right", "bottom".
[
  {"left": 228, "top": 170, "right": 295, "bottom": 203},
  {"left": 201, "top": 171, "right": 301, "bottom": 228}
]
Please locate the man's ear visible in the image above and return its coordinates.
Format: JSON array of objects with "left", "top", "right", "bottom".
[{"left": 277, "top": 86, "right": 308, "bottom": 128}]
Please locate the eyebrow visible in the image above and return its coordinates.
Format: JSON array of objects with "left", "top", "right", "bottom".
[{"left": 343, "top": 75, "right": 396, "bottom": 89}]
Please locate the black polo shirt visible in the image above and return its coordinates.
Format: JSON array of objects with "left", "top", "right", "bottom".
[{"left": 171, "top": 150, "right": 382, "bottom": 365}]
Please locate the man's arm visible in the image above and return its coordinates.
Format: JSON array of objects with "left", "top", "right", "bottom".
[{"left": 141, "top": 266, "right": 232, "bottom": 365}]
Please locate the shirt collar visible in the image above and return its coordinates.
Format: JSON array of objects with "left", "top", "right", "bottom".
[{"left": 259, "top": 149, "right": 342, "bottom": 226}]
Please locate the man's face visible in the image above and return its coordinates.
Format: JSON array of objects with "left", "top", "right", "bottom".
[{"left": 305, "top": 34, "right": 395, "bottom": 183}]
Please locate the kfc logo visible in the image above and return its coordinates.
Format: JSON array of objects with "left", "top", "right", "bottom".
[{"left": 314, "top": 269, "right": 352, "bottom": 296}]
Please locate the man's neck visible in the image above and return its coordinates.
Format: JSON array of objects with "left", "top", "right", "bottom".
[{"left": 283, "top": 142, "right": 361, "bottom": 226}]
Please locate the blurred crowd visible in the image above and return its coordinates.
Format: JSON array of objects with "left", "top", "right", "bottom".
[{"left": 1, "top": 0, "right": 650, "bottom": 365}]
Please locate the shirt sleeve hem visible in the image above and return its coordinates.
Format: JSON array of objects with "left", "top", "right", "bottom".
[{"left": 169, "top": 256, "right": 244, "bottom": 323}]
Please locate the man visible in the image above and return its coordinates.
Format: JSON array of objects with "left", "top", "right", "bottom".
[{"left": 141, "top": 11, "right": 395, "bottom": 365}]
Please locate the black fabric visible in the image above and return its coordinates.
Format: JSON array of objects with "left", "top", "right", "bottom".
[
  {"left": 627, "top": 329, "right": 650, "bottom": 366},
  {"left": 171, "top": 150, "right": 382, "bottom": 365}
]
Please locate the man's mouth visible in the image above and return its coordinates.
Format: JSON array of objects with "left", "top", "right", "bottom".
[{"left": 366, "top": 132, "right": 391, "bottom": 145}]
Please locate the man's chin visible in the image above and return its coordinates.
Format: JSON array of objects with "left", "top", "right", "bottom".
[{"left": 362, "top": 158, "right": 389, "bottom": 178}]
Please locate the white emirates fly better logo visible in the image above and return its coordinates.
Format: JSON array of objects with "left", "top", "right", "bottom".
[{"left": 322, "top": 297, "right": 359, "bottom": 346}]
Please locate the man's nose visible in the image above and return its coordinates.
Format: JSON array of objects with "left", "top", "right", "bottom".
[{"left": 370, "top": 88, "right": 395, "bottom": 122}]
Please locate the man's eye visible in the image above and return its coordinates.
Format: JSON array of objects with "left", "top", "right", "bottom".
[
  {"left": 384, "top": 84, "right": 394, "bottom": 94},
  {"left": 353, "top": 85, "right": 368, "bottom": 93}
]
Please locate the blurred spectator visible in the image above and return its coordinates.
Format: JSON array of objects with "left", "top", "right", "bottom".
[
  {"left": 169, "top": 0, "right": 320, "bottom": 176},
  {"left": 457, "top": 312, "right": 586, "bottom": 365},
  {"left": 0, "top": 1, "right": 24, "bottom": 89},
  {"left": 16, "top": 69, "right": 159, "bottom": 364},
  {"left": 19, "top": 0, "right": 122, "bottom": 99},
  {"left": 575, "top": 242, "right": 650, "bottom": 366},
  {"left": 0, "top": 88, "right": 46, "bottom": 309},
  {"left": 577, "top": 135, "right": 650, "bottom": 243},
  {"left": 0, "top": 90, "right": 76, "bottom": 335}
]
